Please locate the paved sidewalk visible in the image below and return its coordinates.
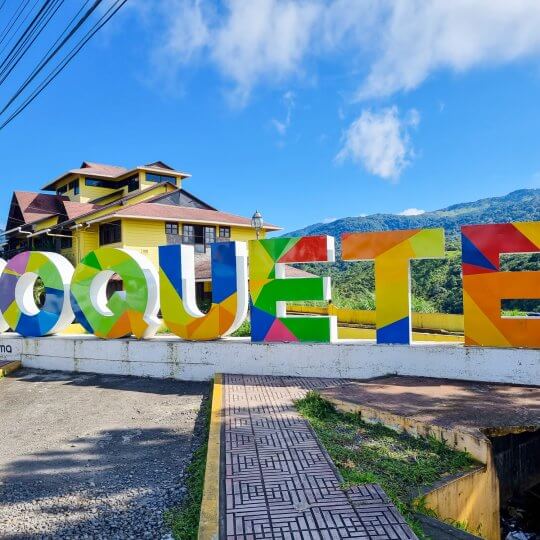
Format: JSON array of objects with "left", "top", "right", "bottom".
[{"left": 221, "top": 374, "right": 416, "bottom": 539}]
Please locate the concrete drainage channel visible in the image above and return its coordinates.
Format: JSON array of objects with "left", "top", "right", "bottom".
[
  {"left": 488, "top": 428, "right": 540, "bottom": 539},
  {"left": 319, "top": 377, "right": 540, "bottom": 540}
]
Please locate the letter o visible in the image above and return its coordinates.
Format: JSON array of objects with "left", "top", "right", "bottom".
[{"left": 0, "top": 251, "right": 74, "bottom": 336}]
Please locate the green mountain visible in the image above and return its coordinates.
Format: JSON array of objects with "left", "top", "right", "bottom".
[
  {"left": 285, "top": 188, "right": 539, "bottom": 315},
  {"left": 286, "top": 188, "right": 540, "bottom": 243}
]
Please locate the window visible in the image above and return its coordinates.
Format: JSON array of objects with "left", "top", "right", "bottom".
[
  {"left": 56, "top": 184, "right": 68, "bottom": 195},
  {"left": 165, "top": 222, "right": 179, "bottom": 235},
  {"left": 204, "top": 226, "right": 216, "bottom": 245},
  {"left": 99, "top": 220, "right": 121, "bottom": 245},
  {"left": 182, "top": 224, "right": 194, "bottom": 244},
  {"left": 60, "top": 235, "right": 73, "bottom": 249},
  {"left": 85, "top": 177, "right": 118, "bottom": 189},
  {"left": 68, "top": 179, "right": 80, "bottom": 195},
  {"left": 219, "top": 226, "right": 231, "bottom": 238},
  {"left": 146, "top": 173, "right": 176, "bottom": 184},
  {"left": 126, "top": 175, "right": 139, "bottom": 192}
]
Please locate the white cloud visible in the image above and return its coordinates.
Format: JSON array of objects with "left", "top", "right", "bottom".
[
  {"left": 271, "top": 90, "right": 295, "bottom": 135},
  {"left": 321, "top": 217, "right": 337, "bottom": 223},
  {"left": 156, "top": 0, "right": 211, "bottom": 62},
  {"left": 336, "top": 107, "right": 419, "bottom": 181},
  {"left": 141, "top": 0, "right": 540, "bottom": 103},
  {"left": 356, "top": 1, "right": 540, "bottom": 99},
  {"left": 398, "top": 208, "right": 425, "bottom": 216}
]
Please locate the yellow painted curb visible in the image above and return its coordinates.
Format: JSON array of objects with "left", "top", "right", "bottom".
[
  {"left": 0, "top": 360, "right": 21, "bottom": 378},
  {"left": 198, "top": 373, "right": 222, "bottom": 540}
]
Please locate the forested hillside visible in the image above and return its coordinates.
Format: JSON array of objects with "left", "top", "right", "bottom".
[{"left": 288, "top": 189, "right": 539, "bottom": 314}]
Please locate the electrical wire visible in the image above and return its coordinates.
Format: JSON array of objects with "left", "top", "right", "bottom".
[
  {"left": 0, "top": 0, "right": 54, "bottom": 76},
  {"left": 0, "top": 0, "right": 40, "bottom": 60},
  {"left": 0, "top": 0, "right": 53, "bottom": 78},
  {"left": 0, "top": 0, "right": 98, "bottom": 112},
  {"left": 0, "top": 0, "right": 127, "bottom": 131},
  {"left": 0, "top": 0, "right": 64, "bottom": 86},
  {"left": 0, "top": 0, "right": 33, "bottom": 50}
]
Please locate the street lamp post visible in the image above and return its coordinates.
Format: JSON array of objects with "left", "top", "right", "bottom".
[{"left": 251, "top": 210, "right": 263, "bottom": 240}]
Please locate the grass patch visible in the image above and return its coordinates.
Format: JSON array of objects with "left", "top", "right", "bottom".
[
  {"left": 295, "top": 392, "right": 477, "bottom": 537},
  {"left": 231, "top": 319, "right": 251, "bottom": 337},
  {"left": 165, "top": 387, "right": 212, "bottom": 540}
]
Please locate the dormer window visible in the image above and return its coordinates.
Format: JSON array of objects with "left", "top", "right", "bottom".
[
  {"left": 68, "top": 179, "right": 80, "bottom": 195},
  {"left": 146, "top": 173, "right": 176, "bottom": 184},
  {"left": 85, "top": 177, "right": 118, "bottom": 189}
]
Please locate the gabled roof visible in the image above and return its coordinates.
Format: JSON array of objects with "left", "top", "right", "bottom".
[
  {"left": 78, "top": 161, "right": 128, "bottom": 177},
  {"left": 41, "top": 160, "right": 192, "bottom": 190},
  {"left": 13, "top": 191, "right": 67, "bottom": 224},
  {"left": 63, "top": 200, "right": 101, "bottom": 220},
  {"left": 107, "top": 202, "right": 281, "bottom": 230},
  {"left": 144, "top": 161, "right": 174, "bottom": 170}
]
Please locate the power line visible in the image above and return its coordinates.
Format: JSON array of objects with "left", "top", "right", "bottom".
[
  {"left": 0, "top": 0, "right": 54, "bottom": 77},
  {"left": 0, "top": 0, "right": 128, "bottom": 131},
  {"left": 0, "top": 0, "right": 41, "bottom": 60},
  {"left": 0, "top": 0, "right": 63, "bottom": 86},
  {"left": 0, "top": 0, "right": 33, "bottom": 51},
  {"left": 0, "top": 0, "right": 99, "bottom": 111}
]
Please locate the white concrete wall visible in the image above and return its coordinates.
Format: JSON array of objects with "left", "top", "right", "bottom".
[{"left": 0, "top": 333, "right": 538, "bottom": 385}]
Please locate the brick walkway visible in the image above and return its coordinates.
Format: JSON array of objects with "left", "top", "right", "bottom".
[{"left": 221, "top": 374, "right": 416, "bottom": 539}]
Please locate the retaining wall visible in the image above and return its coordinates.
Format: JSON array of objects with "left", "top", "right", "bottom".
[{"left": 0, "top": 333, "right": 537, "bottom": 385}]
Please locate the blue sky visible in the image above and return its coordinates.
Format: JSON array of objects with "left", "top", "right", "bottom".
[{"left": 1, "top": 1, "right": 540, "bottom": 233}]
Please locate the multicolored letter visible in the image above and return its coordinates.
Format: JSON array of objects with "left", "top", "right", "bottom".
[
  {"left": 70, "top": 248, "right": 160, "bottom": 339},
  {"left": 342, "top": 229, "right": 445, "bottom": 344},
  {"left": 0, "top": 251, "right": 74, "bottom": 336},
  {"left": 159, "top": 242, "right": 248, "bottom": 340},
  {"left": 462, "top": 222, "right": 540, "bottom": 347},
  {"left": 0, "top": 259, "right": 9, "bottom": 334},
  {"left": 249, "top": 236, "right": 337, "bottom": 342}
]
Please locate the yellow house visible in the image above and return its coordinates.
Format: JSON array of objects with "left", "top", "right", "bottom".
[{"left": 2, "top": 160, "right": 282, "bottom": 299}]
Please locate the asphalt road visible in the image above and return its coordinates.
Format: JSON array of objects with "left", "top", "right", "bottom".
[{"left": 0, "top": 369, "right": 209, "bottom": 540}]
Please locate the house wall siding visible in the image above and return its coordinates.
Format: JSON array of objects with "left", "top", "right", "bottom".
[{"left": 121, "top": 218, "right": 167, "bottom": 269}]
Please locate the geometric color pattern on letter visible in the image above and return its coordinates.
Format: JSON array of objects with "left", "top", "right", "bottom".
[
  {"left": 342, "top": 228, "right": 445, "bottom": 344},
  {"left": 158, "top": 242, "right": 248, "bottom": 340},
  {"left": 0, "top": 259, "right": 10, "bottom": 334},
  {"left": 249, "top": 236, "right": 337, "bottom": 343},
  {"left": 70, "top": 247, "right": 160, "bottom": 339},
  {"left": 0, "top": 251, "right": 74, "bottom": 337},
  {"left": 462, "top": 222, "right": 540, "bottom": 347}
]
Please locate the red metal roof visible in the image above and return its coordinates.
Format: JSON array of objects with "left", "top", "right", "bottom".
[
  {"left": 13, "top": 191, "right": 66, "bottom": 224},
  {"left": 41, "top": 160, "right": 191, "bottom": 190},
  {"left": 111, "top": 202, "right": 281, "bottom": 230},
  {"left": 70, "top": 162, "right": 128, "bottom": 177},
  {"left": 63, "top": 200, "right": 101, "bottom": 220}
]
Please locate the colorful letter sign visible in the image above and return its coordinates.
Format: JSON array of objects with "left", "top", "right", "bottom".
[
  {"left": 159, "top": 242, "right": 248, "bottom": 340},
  {"left": 0, "top": 251, "right": 74, "bottom": 336},
  {"left": 249, "top": 236, "right": 337, "bottom": 342},
  {"left": 462, "top": 222, "right": 540, "bottom": 347},
  {"left": 0, "top": 259, "right": 9, "bottom": 334},
  {"left": 342, "top": 229, "right": 445, "bottom": 344},
  {"left": 70, "top": 248, "right": 160, "bottom": 339},
  {"left": 0, "top": 222, "right": 538, "bottom": 349}
]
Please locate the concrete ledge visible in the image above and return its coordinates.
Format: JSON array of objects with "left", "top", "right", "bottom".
[{"left": 0, "top": 333, "right": 537, "bottom": 385}]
